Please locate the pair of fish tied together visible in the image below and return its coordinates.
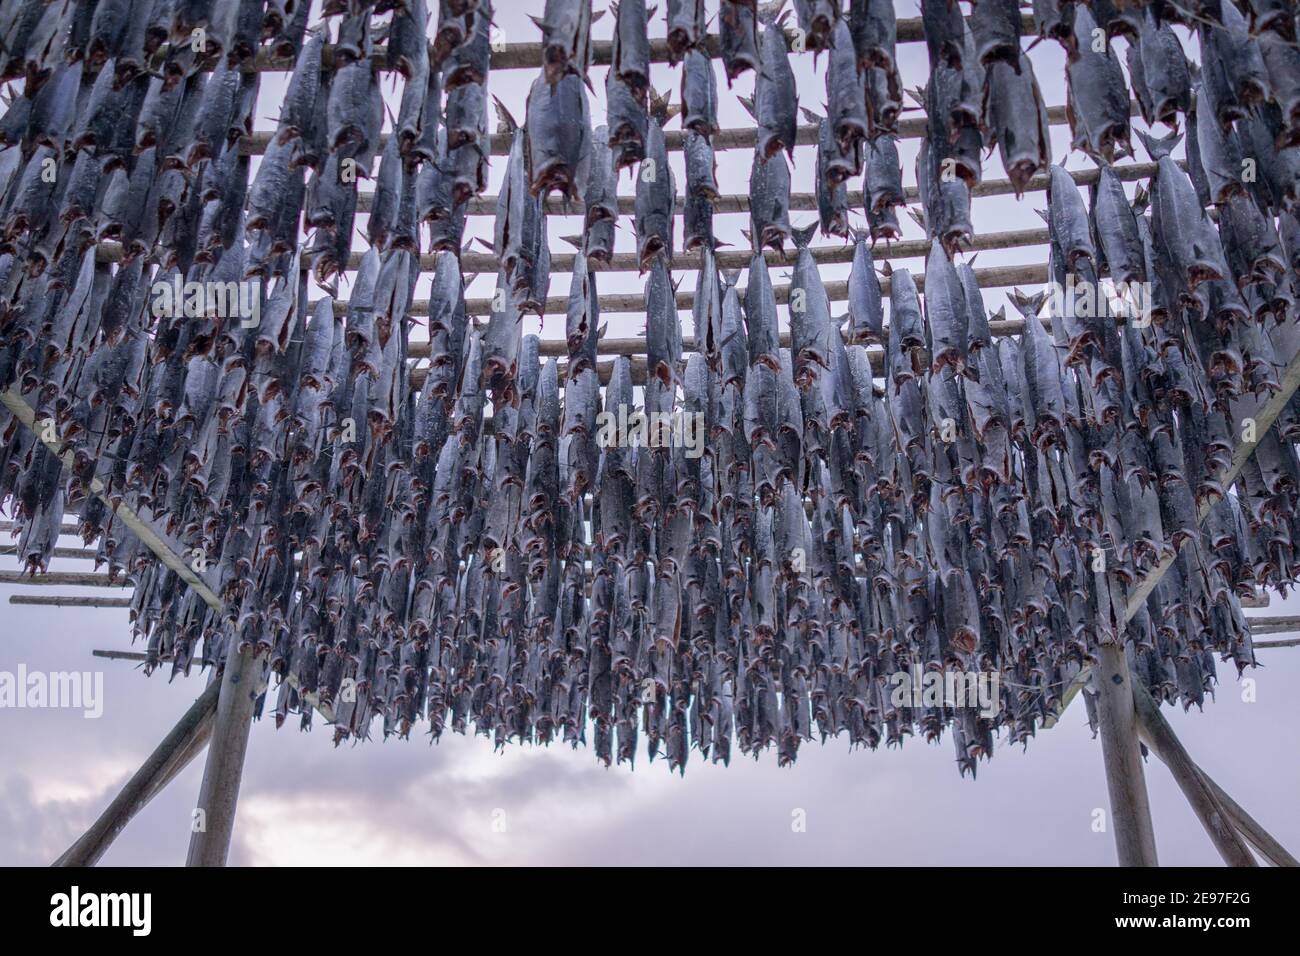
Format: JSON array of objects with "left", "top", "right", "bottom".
[{"left": 1, "top": 0, "right": 1300, "bottom": 775}]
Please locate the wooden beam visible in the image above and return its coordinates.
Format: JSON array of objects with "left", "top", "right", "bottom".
[
  {"left": 1131, "top": 680, "right": 1259, "bottom": 866},
  {"left": 238, "top": 101, "right": 1122, "bottom": 158},
  {"left": 1092, "top": 641, "right": 1160, "bottom": 866},
  {"left": 8, "top": 595, "right": 132, "bottom": 607},
  {"left": 185, "top": 645, "right": 265, "bottom": 867},
  {"left": 0, "top": 545, "right": 99, "bottom": 560},
  {"left": 53, "top": 679, "right": 221, "bottom": 867},
  {"left": 348, "top": 163, "right": 1165, "bottom": 216},
  {"left": 92, "top": 649, "right": 151, "bottom": 661},
  {"left": 241, "top": 12, "right": 1039, "bottom": 74},
  {"left": 1048, "top": 333, "right": 1300, "bottom": 728},
  {"left": 1195, "top": 767, "right": 1299, "bottom": 867},
  {"left": 0, "top": 388, "right": 223, "bottom": 612},
  {"left": 0, "top": 570, "right": 126, "bottom": 587},
  {"left": 1252, "top": 637, "right": 1300, "bottom": 648}
]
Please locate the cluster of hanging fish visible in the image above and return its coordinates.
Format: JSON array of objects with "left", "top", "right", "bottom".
[{"left": 2, "top": 1, "right": 1300, "bottom": 776}]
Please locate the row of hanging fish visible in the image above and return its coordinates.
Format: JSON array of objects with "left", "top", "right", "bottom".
[{"left": 1, "top": 0, "right": 1300, "bottom": 775}]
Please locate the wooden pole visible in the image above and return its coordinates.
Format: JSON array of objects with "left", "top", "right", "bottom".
[
  {"left": 1196, "top": 769, "right": 1299, "bottom": 867},
  {"left": 53, "top": 678, "right": 220, "bottom": 866},
  {"left": 1130, "top": 680, "right": 1258, "bottom": 866},
  {"left": 1092, "top": 642, "right": 1160, "bottom": 866},
  {"left": 185, "top": 646, "right": 265, "bottom": 867}
]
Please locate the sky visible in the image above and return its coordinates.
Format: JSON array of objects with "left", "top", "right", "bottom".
[{"left": 2, "top": 3, "right": 1298, "bottom": 867}]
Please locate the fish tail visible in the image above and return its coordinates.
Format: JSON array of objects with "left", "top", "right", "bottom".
[
  {"left": 1137, "top": 129, "right": 1180, "bottom": 161},
  {"left": 791, "top": 223, "right": 817, "bottom": 249}
]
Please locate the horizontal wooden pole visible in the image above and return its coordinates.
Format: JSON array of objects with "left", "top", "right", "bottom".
[
  {"left": 351, "top": 162, "right": 1163, "bottom": 216},
  {"left": 241, "top": 102, "right": 1099, "bottom": 158},
  {"left": 8, "top": 595, "right": 132, "bottom": 607},
  {"left": 0, "top": 545, "right": 99, "bottom": 560},
  {"left": 242, "top": 13, "right": 1039, "bottom": 74},
  {"left": 385, "top": 228, "right": 1051, "bottom": 275},
  {"left": 92, "top": 649, "right": 152, "bottom": 662},
  {"left": 0, "top": 570, "right": 127, "bottom": 587}
]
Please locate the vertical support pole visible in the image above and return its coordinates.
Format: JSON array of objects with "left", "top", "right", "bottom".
[
  {"left": 185, "top": 646, "right": 265, "bottom": 867},
  {"left": 1093, "top": 642, "right": 1159, "bottom": 866}
]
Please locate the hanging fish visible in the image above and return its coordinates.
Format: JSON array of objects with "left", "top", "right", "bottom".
[
  {"left": 924, "top": 239, "right": 973, "bottom": 379},
  {"left": 666, "top": 0, "right": 707, "bottom": 62},
  {"left": 749, "top": 148, "right": 792, "bottom": 254},
  {"left": 681, "top": 48, "right": 719, "bottom": 139},
  {"left": 1090, "top": 165, "right": 1146, "bottom": 286},
  {"left": 1065, "top": 6, "right": 1132, "bottom": 163},
  {"left": 743, "top": 5, "right": 799, "bottom": 162},
  {"left": 848, "top": 230, "right": 883, "bottom": 342},
  {"left": 634, "top": 90, "right": 676, "bottom": 271},
  {"left": 719, "top": 0, "right": 760, "bottom": 84},
  {"left": 969, "top": 0, "right": 1020, "bottom": 67},
  {"left": 612, "top": 0, "right": 652, "bottom": 92},
  {"left": 525, "top": 72, "right": 592, "bottom": 201},
  {"left": 533, "top": 0, "right": 600, "bottom": 86},
  {"left": 982, "top": 53, "right": 1050, "bottom": 198}
]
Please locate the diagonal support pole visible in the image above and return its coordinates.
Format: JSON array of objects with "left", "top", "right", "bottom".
[
  {"left": 1046, "top": 341, "right": 1300, "bottom": 729},
  {"left": 1133, "top": 681, "right": 1274, "bottom": 868},
  {"left": 52, "top": 678, "right": 221, "bottom": 867}
]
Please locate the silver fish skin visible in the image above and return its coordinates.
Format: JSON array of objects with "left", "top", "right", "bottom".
[
  {"left": 1091, "top": 165, "right": 1145, "bottom": 286},
  {"left": 719, "top": 0, "right": 760, "bottom": 85},
  {"left": 634, "top": 99, "right": 676, "bottom": 271},
  {"left": 864, "top": 133, "right": 904, "bottom": 211},
  {"left": 566, "top": 252, "right": 600, "bottom": 374},
  {"left": 1193, "top": 86, "right": 1245, "bottom": 205},
  {"left": 889, "top": 266, "right": 926, "bottom": 355},
  {"left": 1047, "top": 164, "right": 1096, "bottom": 268},
  {"left": 1064, "top": 6, "right": 1131, "bottom": 163},
  {"left": 693, "top": 245, "right": 724, "bottom": 369},
  {"left": 848, "top": 230, "right": 883, "bottom": 341},
  {"left": 923, "top": 239, "right": 971, "bottom": 378},
  {"left": 533, "top": 0, "right": 596, "bottom": 86},
  {"left": 1131, "top": 8, "right": 1191, "bottom": 127},
  {"left": 681, "top": 48, "right": 718, "bottom": 138},
  {"left": 749, "top": 148, "right": 792, "bottom": 253},
  {"left": 584, "top": 124, "right": 618, "bottom": 225},
  {"left": 720, "top": 269, "right": 749, "bottom": 387},
  {"left": 788, "top": 224, "right": 833, "bottom": 391},
  {"left": 612, "top": 0, "right": 651, "bottom": 92},
  {"left": 955, "top": 261, "right": 991, "bottom": 352},
  {"left": 277, "top": 26, "right": 324, "bottom": 145},
  {"left": 825, "top": 17, "right": 868, "bottom": 153},
  {"left": 645, "top": 256, "right": 678, "bottom": 389},
  {"left": 744, "top": 250, "right": 781, "bottom": 371},
  {"left": 1141, "top": 130, "right": 1227, "bottom": 288},
  {"left": 525, "top": 72, "right": 592, "bottom": 202},
  {"left": 982, "top": 53, "right": 1049, "bottom": 197},
  {"left": 848, "top": 0, "right": 896, "bottom": 72},
  {"left": 666, "top": 0, "right": 707, "bottom": 63},
  {"left": 793, "top": 0, "right": 839, "bottom": 53},
  {"left": 921, "top": 0, "right": 965, "bottom": 69},
  {"left": 812, "top": 114, "right": 851, "bottom": 237},
  {"left": 969, "top": 0, "right": 1020, "bottom": 67},
  {"left": 749, "top": 9, "right": 798, "bottom": 161}
]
